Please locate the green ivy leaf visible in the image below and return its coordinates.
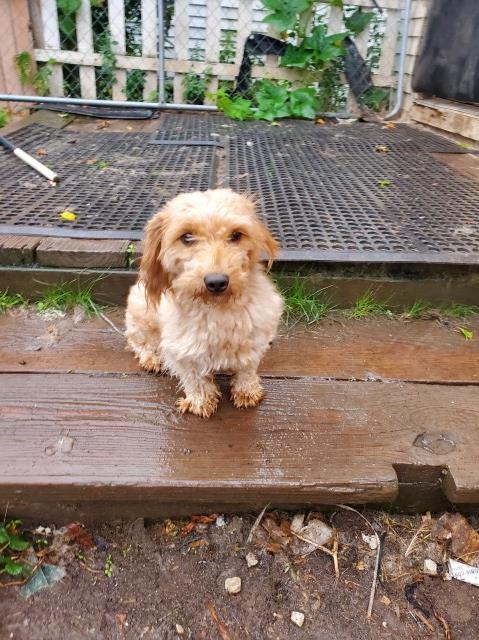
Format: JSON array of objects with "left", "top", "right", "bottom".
[
  {"left": 280, "top": 44, "right": 312, "bottom": 68},
  {"left": 262, "top": 0, "right": 311, "bottom": 32},
  {"left": 255, "top": 81, "right": 291, "bottom": 121},
  {"left": 344, "top": 7, "right": 374, "bottom": 35},
  {"left": 8, "top": 537, "right": 30, "bottom": 552},
  {"left": 0, "top": 553, "right": 25, "bottom": 577},
  {"left": 289, "top": 87, "right": 317, "bottom": 119},
  {"left": 57, "top": 0, "right": 81, "bottom": 13},
  {"left": 224, "top": 97, "right": 253, "bottom": 121}
]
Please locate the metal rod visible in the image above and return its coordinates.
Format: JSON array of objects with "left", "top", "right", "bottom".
[
  {"left": 384, "top": 0, "right": 413, "bottom": 120},
  {"left": 157, "top": 0, "right": 166, "bottom": 104},
  {"left": 0, "top": 94, "right": 217, "bottom": 111}
]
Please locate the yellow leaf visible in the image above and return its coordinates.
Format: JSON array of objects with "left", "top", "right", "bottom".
[{"left": 60, "top": 211, "right": 77, "bottom": 221}]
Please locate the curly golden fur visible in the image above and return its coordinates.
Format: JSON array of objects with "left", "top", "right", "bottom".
[{"left": 125, "top": 188, "right": 284, "bottom": 418}]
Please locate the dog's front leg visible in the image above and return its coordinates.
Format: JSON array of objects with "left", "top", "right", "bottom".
[
  {"left": 230, "top": 366, "right": 264, "bottom": 409},
  {"left": 175, "top": 367, "right": 221, "bottom": 419}
]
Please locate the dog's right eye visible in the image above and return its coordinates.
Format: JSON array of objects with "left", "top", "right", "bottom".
[{"left": 180, "top": 233, "right": 195, "bottom": 245}]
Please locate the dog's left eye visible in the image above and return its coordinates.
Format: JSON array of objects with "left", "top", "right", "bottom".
[
  {"left": 180, "top": 233, "right": 195, "bottom": 245},
  {"left": 229, "top": 231, "right": 242, "bottom": 242}
]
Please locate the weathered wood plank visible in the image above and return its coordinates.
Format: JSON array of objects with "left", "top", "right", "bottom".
[
  {"left": 39, "top": 0, "right": 64, "bottom": 95},
  {"left": 412, "top": 99, "right": 479, "bottom": 143},
  {"left": 76, "top": 0, "right": 96, "bottom": 99},
  {"left": 108, "top": 0, "right": 127, "bottom": 100},
  {"left": 0, "top": 236, "right": 41, "bottom": 265},
  {"left": 1, "top": 313, "right": 478, "bottom": 384},
  {"left": 36, "top": 238, "right": 130, "bottom": 268},
  {"left": 0, "top": 373, "right": 477, "bottom": 513},
  {"left": 32, "top": 50, "right": 395, "bottom": 87}
]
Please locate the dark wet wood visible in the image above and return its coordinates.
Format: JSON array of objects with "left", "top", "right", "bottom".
[
  {"left": 1, "top": 312, "right": 478, "bottom": 384},
  {"left": 1, "top": 372, "right": 478, "bottom": 513}
]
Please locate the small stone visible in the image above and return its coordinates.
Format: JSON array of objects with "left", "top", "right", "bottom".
[
  {"left": 175, "top": 624, "right": 184, "bottom": 635},
  {"left": 291, "top": 514, "right": 305, "bottom": 534},
  {"left": 423, "top": 558, "right": 438, "bottom": 576},
  {"left": 225, "top": 576, "right": 242, "bottom": 594},
  {"left": 362, "top": 533, "right": 378, "bottom": 550},
  {"left": 290, "top": 611, "right": 305, "bottom": 628},
  {"left": 246, "top": 552, "right": 258, "bottom": 568}
]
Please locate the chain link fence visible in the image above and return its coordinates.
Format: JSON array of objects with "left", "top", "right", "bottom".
[{"left": 0, "top": 0, "right": 408, "bottom": 114}]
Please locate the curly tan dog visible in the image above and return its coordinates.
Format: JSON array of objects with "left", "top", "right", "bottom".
[{"left": 125, "top": 189, "right": 283, "bottom": 418}]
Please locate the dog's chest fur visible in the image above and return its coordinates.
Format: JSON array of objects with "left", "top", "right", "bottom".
[{"left": 159, "top": 271, "right": 282, "bottom": 374}]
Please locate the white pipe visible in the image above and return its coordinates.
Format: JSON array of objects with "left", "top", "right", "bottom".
[{"left": 13, "top": 148, "right": 59, "bottom": 182}]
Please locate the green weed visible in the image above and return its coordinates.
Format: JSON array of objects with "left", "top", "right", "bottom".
[
  {"left": 346, "top": 290, "right": 392, "bottom": 319},
  {"left": 0, "top": 291, "right": 27, "bottom": 313},
  {"left": 402, "top": 300, "right": 432, "bottom": 319},
  {"left": 0, "top": 520, "right": 30, "bottom": 577},
  {"left": 277, "top": 279, "right": 332, "bottom": 325},
  {"left": 36, "top": 283, "right": 99, "bottom": 315},
  {"left": 441, "top": 303, "right": 479, "bottom": 318},
  {"left": 104, "top": 553, "right": 114, "bottom": 578}
]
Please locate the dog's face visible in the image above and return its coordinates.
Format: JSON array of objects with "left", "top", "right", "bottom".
[{"left": 140, "top": 189, "right": 278, "bottom": 304}]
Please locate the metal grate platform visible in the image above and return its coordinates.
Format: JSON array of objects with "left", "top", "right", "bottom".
[
  {"left": 226, "top": 131, "right": 479, "bottom": 260},
  {"left": 0, "top": 124, "right": 215, "bottom": 237},
  {"left": 1, "top": 115, "right": 479, "bottom": 264}
]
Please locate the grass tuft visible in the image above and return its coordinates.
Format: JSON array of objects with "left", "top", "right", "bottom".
[
  {"left": 345, "top": 290, "right": 392, "bottom": 319},
  {"left": 402, "top": 300, "right": 432, "bottom": 320},
  {"left": 0, "top": 291, "right": 28, "bottom": 313},
  {"left": 36, "top": 283, "right": 99, "bottom": 315},
  {"left": 440, "top": 303, "right": 479, "bottom": 318},
  {"left": 276, "top": 279, "right": 332, "bottom": 325}
]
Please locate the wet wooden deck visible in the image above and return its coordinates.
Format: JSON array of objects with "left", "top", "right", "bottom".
[{"left": 1, "top": 309, "right": 479, "bottom": 520}]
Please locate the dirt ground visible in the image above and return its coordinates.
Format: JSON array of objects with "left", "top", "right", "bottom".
[{"left": 1, "top": 510, "right": 479, "bottom": 640}]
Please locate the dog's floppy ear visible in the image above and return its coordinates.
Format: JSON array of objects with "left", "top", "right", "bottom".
[
  {"left": 140, "top": 208, "right": 170, "bottom": 305},
  {"left": 260, "top": 223, "right": 279, "bottom": 270},
  {"left": 243, "top": 193, "right": 279, "bottom": 270},
  {"left": 251, "top": 216, "right": 279, "bottom": 270}
]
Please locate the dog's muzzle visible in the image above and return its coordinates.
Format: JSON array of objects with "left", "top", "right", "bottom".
[{"left": 204, "top": 273, "right": 229, "bottom": 294}]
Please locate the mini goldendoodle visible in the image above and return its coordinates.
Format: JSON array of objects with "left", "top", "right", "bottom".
[{"left": 125, "top": 188, "right": 283, "bottom": 417}]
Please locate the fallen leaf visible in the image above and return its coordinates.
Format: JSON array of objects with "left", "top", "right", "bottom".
[
  {"left": 189, "top": 539, "right": 209, "bottom": 551},
  {"left": 458, "top": 327, "right": 474, "bottom": 340},
  {"left": 60, "top": 211, "right": 77, "bottom": 221},
  {"left": 377, "top": 179, "right": 392, "bottom": 188},
  {"left": 432, "top": 513, "right": 479, "bottom": 560},
  {"left": 36, "top": 148, "right": 48, "bottom": 156},
  {"left": 180, "top": 522, "right": 196, "bottom": 537},
  {"left": 63, "top": 522, "right": 95, "bottom": 550},
  {"left": 163, "top": 519, "right": 179, "bottom": 537}
]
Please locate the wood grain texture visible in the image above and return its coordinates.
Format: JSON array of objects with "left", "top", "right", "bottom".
[
  {"left": 36, "top": 238, "right": 131, "bottom": 268},
  {"left": 1, "top": 312, "right": 478, "bottom": 384},
  {"left": 0, "top": 236, "right": 41, "bottom": 265},
  {"left": 1, "top": 373, "right": 478, "bottom": 510}
]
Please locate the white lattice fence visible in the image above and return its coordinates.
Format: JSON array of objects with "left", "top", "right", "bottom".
[{"left": 28, "top": 0, "right": 405, "bottom": 104}]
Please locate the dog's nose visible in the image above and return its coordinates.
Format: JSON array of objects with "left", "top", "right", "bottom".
[{"left": 204, "top": 273, "right": 229, "bottom": 294}]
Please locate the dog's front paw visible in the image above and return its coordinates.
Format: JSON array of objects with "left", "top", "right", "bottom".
[
  {"left": 138, "top": 354, "right": 162, "bottom": 374},
  {"left": 176, "top": 393, "right": 220, "bottom": 419},
  {"left": 231, "top": 385, "right": 264, "bottom": 409}
]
